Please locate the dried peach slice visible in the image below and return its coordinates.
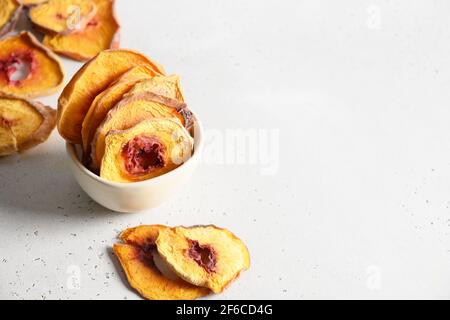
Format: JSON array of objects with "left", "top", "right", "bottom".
[
  {"left": 57, "top": 49, "right": 165, "bottom": 144},
  {"left": 0, "top": 32, "right": 64, "bottom": 98},
  {"left": 0, "top": 0, "right": 22, "bottom": 38},
  {"left": 91, "top": 92, "right": 192, "bottom": 170},
  {"left": 0, "top": 93, "right": 56, "bottom": 156},
  {"left": 81, "top": 65, "right": 160, "bottom": 156},
  {"left": 42, "top": 0, "right": 120, "bottom": 61},
  {"left": 29, "top": 0, "right": 97, "bottom": 35},
  {"left": 113, "top": 225, "right": 210, "bottom": 300},
  {"left": 127, "top": 75, "right": 185, "bottom": 103},
  {"left": 100, "top": 118, "right": 194, "bottom": 183},
  {"left": 156, "top": 226, "right": 251, "bottom": 293},
  {"left": 119, "top": 225, "right": 168, "bottom": 249}
]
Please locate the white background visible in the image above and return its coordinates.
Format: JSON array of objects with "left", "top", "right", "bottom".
[{"left": 1, "top": 0, "right": 450, "bottom": 300}]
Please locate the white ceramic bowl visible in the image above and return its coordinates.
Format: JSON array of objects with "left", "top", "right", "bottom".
[{"left": 66, "top": 117, "right": 204, "bottom": 213}]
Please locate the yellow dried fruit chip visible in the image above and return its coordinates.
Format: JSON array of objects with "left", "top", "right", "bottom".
[
  {"left": 0, "top": 93, "right": 56, "bottom": 156},
  {"left": 43, "top": 0, "right": 120, "bottom": 61},
  {"left": 30, "top": 0, "right": 97, "bottom": 35},
  {"left": 0, "top": 32, "right": 65, "bottom": 98},
  {"left": 156, "top": 226, "right": 250, "bottom": 293},
  {"left": 91, "top": 92, "right": 191, "bottom": 170},
  {"left": 100, "top": 118, "right": 194, "bottom": 183},
  {"left": 127, "top": 75, "right": 185, "bottom": 103}
]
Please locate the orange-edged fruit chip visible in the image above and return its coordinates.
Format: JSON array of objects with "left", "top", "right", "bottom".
[
  {"left": 113, "top": 225, "right": 210, "bottom": 300},
  {"left": 90, "top": 92, "right": 193, "bottom": 170},
  {"left": 100, "top": 118, "right": 194, "bottom": 183},
  {"left": 29, "top": 0, "right": 97, "bottom": 35},
  {"left": 0, "top": 32, "right": 64, "bottom": 98},
  {"left": 42, "top": 0, "right": 120, "bottom": 61}
]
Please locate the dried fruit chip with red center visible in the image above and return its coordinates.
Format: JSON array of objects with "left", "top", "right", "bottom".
[
  {"left": 91, "top": 92, "right": 193, "bottom": 170},
  {"left": 100, "top": 118, "right": 194, "bottom": 183},
  {"left": 156, "top": 225, "right": 251, "bottom": 293},
  {"left": 114, "top": 225, "right": 210, "bottom": 300},
  {"left": 0, "top": 32, "right": 64, "bottom": 98}
]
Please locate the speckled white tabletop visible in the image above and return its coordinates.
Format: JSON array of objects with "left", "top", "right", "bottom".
[{"left": 1, "top": 0, "right": 450, "bottom": 300}]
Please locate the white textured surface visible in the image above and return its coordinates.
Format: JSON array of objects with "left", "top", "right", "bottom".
[{"left": 1, "top": 0, "right": 450, "bottom": 300}]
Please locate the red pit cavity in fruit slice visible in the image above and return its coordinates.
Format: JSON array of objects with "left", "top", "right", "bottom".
[
  {"left": 187, "top": 240, "right": 217, "bottom": 273},
  {"left": 121, "top": 136, "right": 166, "bottom": 175},
  {"left": 0, "top": 117, "right": 16, "bottom": 128},
  {"left": 0, "top": 51, "right": 37, "bottom": 85}
]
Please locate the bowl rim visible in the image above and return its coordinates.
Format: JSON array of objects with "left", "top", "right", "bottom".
[{"left": 66, "top": 115, "right": 204, "bottom": 188}]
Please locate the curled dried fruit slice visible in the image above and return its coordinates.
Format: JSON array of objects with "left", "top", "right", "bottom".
[
  {"left": 0, "top": 32, "right": 64, "bottom": 98},
  {"left": 127, "top": 75, "right": 185, "bottom": 103},
  {"left": 119, "top": 225, "right": 168, "bottom": 249},
  {"left": 0, "top": 93, "right": 56, "bottom": 156},
  {"left": 91, "top": 92, "right": 193, "bottom": 170},
  {"left": 0, "top": 0, "right": 22, "bottom": 38},
  {"left": 156, "top": 226, "right": 250, "bottom": 293},
  {"left": 43, "top": 0, "right": 120, "bottom": 61},
  {"left": 100, "top": 118, "right": 194, "bottom": 183},
  {"left": 81, "top": 65, "right": 160, "bottom": 156},
  {"left": 114, "top": 225, "right": 210, "bottom": 300},
  {"left": 57, "top": 49, "right": 165, "bottom": 144},
  {"left": 29, "top": 0, "right": 97, "bottom": 35}
]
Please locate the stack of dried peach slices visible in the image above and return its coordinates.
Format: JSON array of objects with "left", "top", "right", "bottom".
[
  {"left": 57, "top": 49, "right": 196, "bottom": 183},
  {"left": 114, "top": 225, "right": 250, "bottom": 300}
]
